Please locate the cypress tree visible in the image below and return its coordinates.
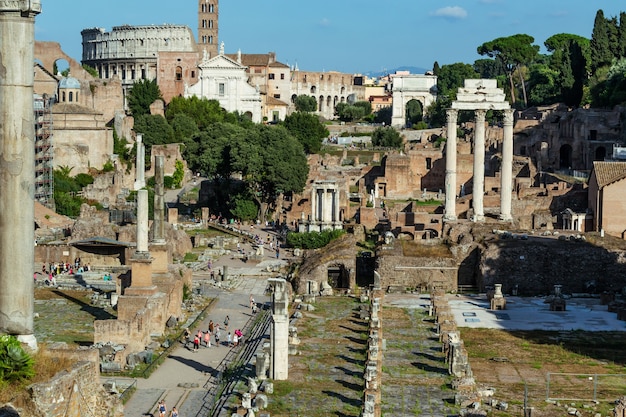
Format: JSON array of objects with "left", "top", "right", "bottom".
[
  {"left": 618, "top": 12, "right": 626, "bottom": 58},
  {"left": 590, "top": 10, "right": 612, "bottom": 74}
]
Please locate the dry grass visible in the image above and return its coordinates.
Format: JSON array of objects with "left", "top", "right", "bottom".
[
  {"left": 401, "top": 241, "right": 453, "bottom": 258},
  {"left": 463, "top": 328, "right": 626, "bottom": 416},
  {"left": 0, "top": 346, "right": 78, "bottom": 407}
]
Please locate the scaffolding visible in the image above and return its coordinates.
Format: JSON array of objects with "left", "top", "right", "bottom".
[{"left": 34, "top": 94, "right": 54, "bottom": 209}]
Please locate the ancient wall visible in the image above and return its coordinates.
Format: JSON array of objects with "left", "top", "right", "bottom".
[
  {"left": 157, "top": 51, "right": 200, "bottom": 103},
  {"left": 479, "top": 237, "right": 626, "bottom": 295},
  {"left": 376, "top": 242, "right": 457, "bottom": 291},
  {"left": 27, "top": 350, "right": 122, "bottom": 417}
]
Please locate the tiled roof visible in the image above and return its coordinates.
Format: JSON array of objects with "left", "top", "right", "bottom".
[
  {"left": 592, "top": 161, "right": 626, "bottom": 188},
  {"left": 265, "top": 96, "right": 288, "bottom": 106}
]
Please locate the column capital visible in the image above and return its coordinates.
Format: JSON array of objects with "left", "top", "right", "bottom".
[
  {"left": 446, "top": 108, "right": 458, "bottom": 123},
  {"left": 475, "top": 109, "right": 487, "bottom": 121},
  {"left": 503, "top": 108, "right": 514, "bottom": 125},
  {"left": 0, "top": 0, "right": 41, "bottom": 13}
]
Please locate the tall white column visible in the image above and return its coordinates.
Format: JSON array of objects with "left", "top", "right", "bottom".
[
  {"left": 137, "top": 189, "right": 149, "bottom": 253},
  {"left": 472, "top": 110, "right": 486, "bottom": 221},
  {"left": 0, "top": 0, "right": 41, "bottom": 350},
  {"left": 444, "top": 109, "right": 458, "bottom": 221},
  {"left": 500, "top": 109, "right": 514, "bottom": 221},
  {"left": 268, "top": 278, "right": 289, "bottom": 380},
  {"left": 134, "top": 134, "right": 146, "bottom": 190},
  {"left": 310, "top": 187, "right": 317, "bottom": 222}
]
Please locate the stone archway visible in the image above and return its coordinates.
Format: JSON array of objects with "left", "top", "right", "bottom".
[
  {"left": 390, "top": 74, "right": 437, "bottom": 128},
  {"left": 327, "top": 264, "right": 350, "bottom": 289}
]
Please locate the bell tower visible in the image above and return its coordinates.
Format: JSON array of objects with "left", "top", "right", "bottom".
[{"left": 198, "top": 0, "right": 219, "bottom": 59}]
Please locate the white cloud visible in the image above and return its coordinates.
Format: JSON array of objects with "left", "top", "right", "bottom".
[{"left": 431, "top": 6, "right": 468, "bottom": 19}]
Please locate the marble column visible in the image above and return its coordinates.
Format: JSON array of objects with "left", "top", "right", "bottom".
[
  {"left": 500, "top": 109, "right": 514, "bottom": 221},
  {"left": 134, "top": 134, "right": 146, "bottom": 190},
  {"left": 311, "top": 187, "right": 318, "bottom": 223},
  {"left": 269, "top": 278, "right": 289, "bottom": 380},
  {"left": 153, "top": 155, "right": 165, "bottom": 242},
  {"left": 472, "top": 110, "right": 486, "bottom": 221},
  {"left": 444, "top": 109, "right": 458, "bottom": 221},
  {"left": 0, "top": 0, "right": 41, "bottom": 350},
  {"left": 137, "top": 189, "right": 149, "bottom": 253}
]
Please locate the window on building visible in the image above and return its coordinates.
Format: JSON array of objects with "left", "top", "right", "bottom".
[
  {"left": 176, "top": 66, "right": 183, "bottom": 81},
  {"left": 209, "top": 4, "right": 214, "bottom": 12},
  {"left": 280, "top": 73, "right": 285, "bottom": 80},
  {"left": 269, "top": 73, "right": 275, "bottom": 80},
  {"left": 141, "top": 67, "right": 146, "bottom": 79},
  {"left": 274, "top": 94, "right": 281, "bottom": 99},
  {"left": 219, "top": 83, "right": 225, "bottom": 96},
  {"left": 62, "top": 91, "right": 66, "bottom": 101},
  {"left": 320, "top": 74, "right": 324, "bottom": 80},
  {"left": 255, "top": 68, "right": 262, "bottom": 74},
  {"left": 69, "top": 91, "right": 74, "bottom": 102},
  {"left": 202, "top": 19, "right": 207, "bottom": 28},
  {"left": 208, "top": 36, "right": 213, "bottom": 44},
  {"left": 426, "top": 158, "right": 432, "bottom": 170},
  {"left": 209, "top": 20, "right": 213, "bottom": 28},
  {"left": 202, "top": 4, "right": 206, "bottom": 12},
  {"left": 191, "top": 70, "right": 195, "bottom": 78}
]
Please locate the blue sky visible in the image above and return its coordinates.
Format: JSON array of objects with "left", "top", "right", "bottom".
[{"left": 36, "top": 1, "right": 624, "bottom": 75}]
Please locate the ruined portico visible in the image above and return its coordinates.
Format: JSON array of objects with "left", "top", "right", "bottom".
[
  {"left": 300, "top": 180, "right": 342, "bottom": 232},
  {"left": 0, "top": 0, "right": 41, "bottom": 349},
  {"left": 444, "top": 79, "right": 513, "bottom": 222}
]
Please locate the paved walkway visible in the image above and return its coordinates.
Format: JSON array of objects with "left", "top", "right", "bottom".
[{"left": 122, "top": 226, "right": 284, "bottom": 417}]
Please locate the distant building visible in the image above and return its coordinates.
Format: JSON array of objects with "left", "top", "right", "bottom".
[
  {"left": 185, "top": 47, "right": 262, "bottom": 123},
  {"left": 588, "top": 161, "right": 626, "bottom": 237}
]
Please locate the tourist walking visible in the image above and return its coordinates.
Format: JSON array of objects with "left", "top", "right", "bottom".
[
  {"left": 223, "top": 315, "right": 229, "bottom": 330},
  {"left": 193, "top": 334, "right": 200, "bottom": 352},
  {"left": 215, "top": 325, "right": 221, "bottom": 346},
  {"left": 158, "top": 400, "right": 167, "bottom": 417},
  {"left": 170, "top": 406, "right": 179, "bottom": 417},
  {"left": 227, "top": 332, "right": 232, "bottom": 347},
  {"left": 203, "top": 330, "right": 211, "bottom": 348}
]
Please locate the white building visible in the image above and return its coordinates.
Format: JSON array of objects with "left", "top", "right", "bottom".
[{"left": 185, "top": 47, "right": 262, "bottom": 123}]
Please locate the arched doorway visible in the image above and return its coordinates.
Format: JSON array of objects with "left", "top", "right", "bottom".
[
  {"left": 327, "top": 264, "right": 350, "bottom": 289},
  {"left": 405, "top": 99, "right": 423, "bottom": 127},
  {"left": 559, "top": 144, "right": 572, "bottom": 169},
  {"left": 595, "top": 146, "right": 606, "bottom": 161}
]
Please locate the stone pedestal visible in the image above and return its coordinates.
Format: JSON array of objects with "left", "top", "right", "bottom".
[
  {"left": 125, "top": 255, "right": 156, "bottom": 296},
  {"left": 150, "top": 243, "right": 169, "bottom": 274}
]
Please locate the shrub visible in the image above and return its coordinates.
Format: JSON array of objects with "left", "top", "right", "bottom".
[
  {"left": 286, "top": 229, "right": 345, "bottom": 249},
  {"left": 0, "top": 335, "right": 34, "bottom": 383}
]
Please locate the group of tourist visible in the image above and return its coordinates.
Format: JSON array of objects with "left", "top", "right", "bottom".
[
  {"left": 42, "top": 260, "right": 91, "bottom": 277},
  {"left": 182, "top": 315, "right": 244, "bottom": 352}
]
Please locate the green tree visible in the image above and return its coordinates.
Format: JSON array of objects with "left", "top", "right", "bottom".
[
  {"left": 172, "top": 160, "right": 185, "bottom": 188},
  {"left": 374, "top": 106, "right": 392, "bottom": 125},
  {"left": 282, "top": 111, "right": 329, "bottom": 153},
  {"left": 335, "top": 102, "right": 365, "bottom": 122},
  {"left": 133, "top": 114, "right": 175, "bottom": 147},
  {"left": 166, "top": 96, "right": 226, "bottom": 129},
  {"left": 544, "top": 33, "right": 590, "bottom": 106},
  {"left": 478, "top": 34, "right": 540, "bottom": 106},
  {"left": 527, "top": 64, "right": 561, "bottom": 106},
  {"left": 371, "top": 127, "right": 403, "bottom": 148},
  {"left": 182, "top": 122, "right": 242, "bottom": 178},
  {"left": 170, "top": 113, "right": 200, "bottom": 144},
  {"left": 230, "top": 193, "right": 258, "bottom": 221},
  {"left": 354, "top": 101, "right": 372, "bottom": 116},
  {"left": 590, "top": 58, "right": 626, "bottom": 107},
  {"left": 432, "top": 61, "right": 441, "bottom": 76},
  {"left": 127, "top": 79, "right": 162, "bottom": 117},
  {"left": 230, "top": 125, "right": 308, "bottom": 222},
  {"left": 294, "top": 95, "right": 318, "bottom": 112},
  {"left": 619, "top": 12, "right": 626, "bottom": 59},
  {"left": 473, "top": 58, "right": 505, "bottom": 79},
  {"left": 437, "top": 63, "right": 479, "bottom": 98},
  {"left": 590, "top": 10, "right": 615, "bottom": 74}
]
